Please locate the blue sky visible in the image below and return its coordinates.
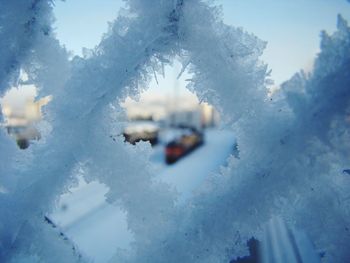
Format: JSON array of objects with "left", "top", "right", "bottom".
[
  {"left": 53, "top": 0, "right": 350, "bottom": 87},
  {"left": 219, "top": 0, "right": 350, "bottom": 85}
]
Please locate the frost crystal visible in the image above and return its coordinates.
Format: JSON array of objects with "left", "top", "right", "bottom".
[{"left": 0, "top": 1, "right": 350, "bottom": 263}]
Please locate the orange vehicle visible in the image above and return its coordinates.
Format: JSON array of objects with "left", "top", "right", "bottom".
[{"left": 165, "top": 131, "right": 203, "bottom": 164}]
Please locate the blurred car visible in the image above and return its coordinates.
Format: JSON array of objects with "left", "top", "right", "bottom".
[
  {"left": 6, "top": 125, "right": 41, "bottom": 149},
  {"left": 165, "top": 130, "right": 204, "bottom": 164},
  {"left": 123, "top": 122, "right": 159, "bottom": 146}
]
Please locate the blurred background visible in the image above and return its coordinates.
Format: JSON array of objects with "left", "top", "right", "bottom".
[{"left": 0, "top": 70, "right": 51, "bottom": 149}]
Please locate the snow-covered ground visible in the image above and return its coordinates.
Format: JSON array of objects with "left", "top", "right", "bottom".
[
  {"left": 50, "top": 129, "right": 236, "bottom": 262},
  {"left": 152, "top": 129, "right": 236, "bottom": 203},
  {"left": 50, "top": 180, "right": 132, "bottom": 263}
]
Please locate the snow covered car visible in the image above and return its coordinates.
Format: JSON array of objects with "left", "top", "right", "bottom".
[
  {"left": 6, "top": 125, "right": 41, "bottom": 149},
  {"left": 165, "top": 131, "right": 204, "bottom": 164},
  {"left": 123, "top": 122, "right": 159, "bottom": 145}
]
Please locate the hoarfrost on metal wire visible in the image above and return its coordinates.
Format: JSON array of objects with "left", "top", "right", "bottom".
[{"left": 0, "top": 0, "right": 350, "bottom": 262}]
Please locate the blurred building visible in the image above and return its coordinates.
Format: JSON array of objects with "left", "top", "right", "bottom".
[
  {"left": 122, "top": 93, "right": 220, "bottom": 131},
  {"left": 166, "top": 103, "right": 219, "bottom": 131},
  {"left": 1, "top": 94, "right": 52, "bottom": 147}
]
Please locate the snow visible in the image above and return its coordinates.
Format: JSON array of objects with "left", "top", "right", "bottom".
[
  {"left": 50, "top": 178, "right": 109, "bottom": 228},
  {"left": 50, "top": 129, "right": 235, "bottom": 262},
  {"left": 65, "top": 203, "right": 131, "bottom": 263},
  {"left": 153, "top": 129, "right": 236, "bottom": 203},
  {"left": 50, "top": 177, "right": 132, "bottom": 263}
]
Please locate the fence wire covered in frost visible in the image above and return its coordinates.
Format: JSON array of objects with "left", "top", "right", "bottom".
[{"left": 0, "top": 0, "right": 350, "bottom": 262}]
